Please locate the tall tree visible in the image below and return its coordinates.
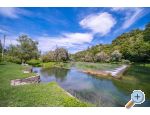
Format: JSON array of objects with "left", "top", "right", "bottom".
[
  {"left": 111, "top": 50, "right": 122, "bottom": 62},
  {"left": 17, "top": 35, "right": 39, "bottom": 63},
  {"left": 54, "top": 47, "right": 69, "bottom": 62},
  {"left": 95, "top": 51, "right": 109, "bottom": 62}
]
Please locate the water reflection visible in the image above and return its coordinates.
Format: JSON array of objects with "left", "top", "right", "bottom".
[
  {"left": 33, "top": 67, "right": 150, "bottom": 107},
  {"left": 40, "top": 67, "right": 70, "bottom": 82}
]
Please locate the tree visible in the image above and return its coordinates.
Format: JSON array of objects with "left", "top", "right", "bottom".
[
  {"left": 144, "top": 22, "right": 150, "bottom": 41},
  {"left": 41, "top": 51, "right": 55, "bottom": 62},
  {"left": 84, "top": 53, "right": 94, "bottom": 62},
  {"left": 54, "top": 47, "right": 69, "bottom": 62},
  {"left": 111, "top": 50, "right": 122, "bottom": 62},
  {"left": 95, "top": 51, "right": 109, "bottom": 62},
  {"left": 17, "top": 35, "right": 39, "bottom": 63}
]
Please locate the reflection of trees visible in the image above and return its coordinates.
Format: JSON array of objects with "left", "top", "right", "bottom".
[
  {"left": 40, "top": 67, "right": 69, "bottom": 82},
  {"left": 112, "top": 64, "right": 150, "bottom": 99}
]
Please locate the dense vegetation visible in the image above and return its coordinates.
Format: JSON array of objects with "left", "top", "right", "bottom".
[{"left": 73, "top": 23, "right": 150, "bottom": 63}]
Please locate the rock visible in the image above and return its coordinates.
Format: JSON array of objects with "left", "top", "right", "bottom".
[{"left": 11, "top": 75, "right": 40, "bottom": 86}]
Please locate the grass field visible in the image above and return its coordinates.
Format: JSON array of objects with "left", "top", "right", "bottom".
[{"left": 0, "top": 62, "right": 90, "bottom": 107}]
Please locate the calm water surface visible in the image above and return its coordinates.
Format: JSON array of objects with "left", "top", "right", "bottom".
[{"left": 33, "top": 67, "right": 150, "bottom": 107}]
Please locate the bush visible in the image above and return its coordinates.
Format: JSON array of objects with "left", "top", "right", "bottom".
[
  {"left": 27, "top": 59, "right": 41, "bottom": 67},
  {"left": 5, "top": 56, "right": 21, "bottom": 64},
  {"left": 121, "top": 59, "right": 131, "bottom": 64}
]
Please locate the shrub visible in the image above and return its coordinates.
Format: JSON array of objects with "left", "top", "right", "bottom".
[
  {"left": 27, "top": 59, "right": 41, "bottom": 67},
  {"left": 5, "top": 56, "right": 21, "bottom": 64},
  {"left": 111, "top": 50, "right": 122, "bottom": 62},
  {"left": 121, "top": 59, "right": 131, "bottom": 64},
  {"left": 95, "top": 51, "right": 110, "bottom": 62}
]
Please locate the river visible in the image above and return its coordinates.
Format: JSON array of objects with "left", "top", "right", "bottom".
[{"left": 32, "top": 67, "right": 150, "bottom": 107}]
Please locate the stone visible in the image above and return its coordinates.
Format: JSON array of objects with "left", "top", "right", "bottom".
[{"left": 11, "top": 75, "right": 40, "bottom": 86}]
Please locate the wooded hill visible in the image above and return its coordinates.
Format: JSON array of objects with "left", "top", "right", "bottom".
[{"left": 73, "top": 23, "right": 150, "bottom": 63}]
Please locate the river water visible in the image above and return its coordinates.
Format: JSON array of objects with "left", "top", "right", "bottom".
[{"left": 32, "top": 67, "right": 150, "bottom": 107}]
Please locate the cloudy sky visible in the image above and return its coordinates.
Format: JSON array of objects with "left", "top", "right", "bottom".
[{"left": 0, "top": 7, "right": 150, "bottom": 53}]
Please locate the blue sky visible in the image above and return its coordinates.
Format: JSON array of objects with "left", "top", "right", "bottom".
[{"left": 0, "top": 7, "right": 150, "bottom": 53}]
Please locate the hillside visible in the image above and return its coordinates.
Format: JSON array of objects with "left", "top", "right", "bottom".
[{"left": 73, "top": 23, "right": 150, "bottom": 63}]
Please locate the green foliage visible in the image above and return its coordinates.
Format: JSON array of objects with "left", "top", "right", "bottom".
[
  {"left": 73, "top": 23, "right": 150, "bottom": 63},
  {"left": 95, "top": 51, "right": 110, "bottom": 62},
  {"left": 75, "top": 62, "right": 121, "bottom": 71},
  {"left": 42, "top": 62, "right": 72, "bottom": 69},
  {"left": 5, "top": 55, "right": 21, "bottom": 64},
  {"left": 41, "top": 51, "right": 55, "bottom": 62},
  {"left": 16, "top": 35, "right": 40, "bottom": 63},
  {"left": 41, "top": 47, "right": 69, "bottom": 62},
  {"left": 121, "top": 59, "right": 131, "bottom": 64},
  {"left": 143, "top": 23, "right": 150, "bottom": 41},
  {"left": 54, "top": 47, "right": 69, "bottom": 62},
  {"left": 27, "top": 59, "right": 41, "bottom": 67},
  {"left": 111, "top": 50, "right": 122, "bottom": 62},
  {"left": 84, "top": 52, "right": 94, "bottom": 62},
  {"left": 5, "top": 35, "right": 40, "bottom": 64}
]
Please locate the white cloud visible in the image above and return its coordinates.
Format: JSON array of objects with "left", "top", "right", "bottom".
[
  {"left": 112, "top": 8, "right": 146, "bottom": 29},
  {"left": 0, "top": 32, "right": 93, "bottom": 53},
  {"left": 0, "top": 36, "right": 18, "bottom": 49},
  {"left": 0, "top": 8, "right": 30, "bottom": 19},
  {"left": 111, "top": 7, "right": 127, "bottom": 11},
  {"left": 0, "top": 28, "right": 7, "bottom": 34},
  {"left": 122, "top": 8, "right": 143, "bottom": 29},
  {"left": 37, "top": 32, "right": 93, "bottom": 53},
  {"left": 79, "top": 12, "right": 116, "bottom": 36}
]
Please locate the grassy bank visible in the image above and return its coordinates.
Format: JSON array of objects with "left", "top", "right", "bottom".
[
  {"left": 75, "top": 62, "right": 121, "bottom": 71},
  {"left": 42, "top": 62, "right": 72, "bottom": 69},
  {"left": 0, "top": 62, "right": 90, "bottom": 107}
]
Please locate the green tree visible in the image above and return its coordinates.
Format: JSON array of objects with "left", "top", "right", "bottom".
[
  {"left": 84, "top": 53, "right": 94, "bottom": 62},
  {"left": 111, "top": 50, "right": 122, "bottom": 62},
  {"left": 54, "top": 47, "right": 69, "bottom": 62},
  {"left": 17, "top": 35, "right": 39, "bottom": 63},
  {"left": 95, "top": 51, "right": 109, "bottom": 62},
  {"left": 41, "top": 51, "right": 55, "bottom": 62},
  {"left": 144, "top": 22, "right": 150, "bottom": 41}
]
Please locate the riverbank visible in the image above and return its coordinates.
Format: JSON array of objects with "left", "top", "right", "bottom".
[
  {"left": 0, "top": 62, "right": 90, "bottom": 107},
  {"left": 75, "top": 62, "right": 126, "bottom": 78}
]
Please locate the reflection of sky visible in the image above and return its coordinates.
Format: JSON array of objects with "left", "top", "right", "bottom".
[{"left": 34, "top": 67, "right": 129, "bottom": 106}]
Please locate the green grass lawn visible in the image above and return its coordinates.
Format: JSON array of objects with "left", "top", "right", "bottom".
[{"left": 0, "top": 62, "right": 90, "bottom": 107}]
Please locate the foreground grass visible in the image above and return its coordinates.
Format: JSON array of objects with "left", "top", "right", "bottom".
[{"left": 0, "top": 62, "right": 90, "bottom": 107}]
